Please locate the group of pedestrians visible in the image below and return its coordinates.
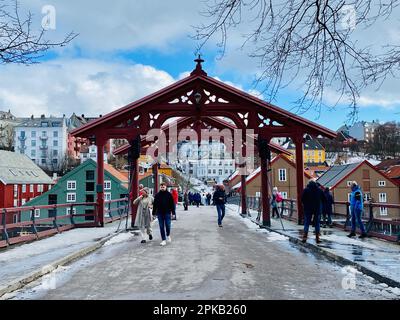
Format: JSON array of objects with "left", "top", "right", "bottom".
[
  {"left": 133, "top": 183, "right": 177, "bottom": 247},
  {"left": 301, "top": 180, "right": 367, "bottom": 243}
]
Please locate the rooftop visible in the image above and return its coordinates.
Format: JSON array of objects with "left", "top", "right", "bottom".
[
  {"left": 0, "top": 150, "right": 54, "bottom": 185},
  {"left": 317, "top": 163, "right": 360, "bottom": 188}
]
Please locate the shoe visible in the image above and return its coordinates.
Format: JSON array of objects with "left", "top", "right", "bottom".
[
  {"left": 359, "top": 233, "right": 367, "bottom": 239},
  {"left": 219, "top": 225, "right": 223, "bottom": 228},
  {"left": 347, "top": 232, "right": 356, "bottom": 238},
  {"left": 149, "top": 234, "right": 153, "bottom": 241},
  {"left": 167, "top": 236, "right": 172, "bottom": 243},
  {"left": 316, "top": 234, "right": 321, "bottom": 244},
  {"left": 160, "top": 240, "right": 166, "bottom": 246},
  {"left": 141, "top": 240, "right": 146, "bottom": 244},
  {"left": 302, "top": 233, "right": 308, "bottom": 243}
]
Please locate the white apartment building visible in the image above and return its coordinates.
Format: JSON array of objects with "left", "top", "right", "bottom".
[
  {"left": 14, "top": 115, "right": 68, "bottom": 171},
  {"left": 80, "top": 144, "right": 108, "bottom": 164},
  {"left": 178, "top": 141, "right": 235, "bottom": 183}
]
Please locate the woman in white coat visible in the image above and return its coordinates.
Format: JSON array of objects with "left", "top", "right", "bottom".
[{"left": 133, "top": 187, "right": 154, "bottom": 243}]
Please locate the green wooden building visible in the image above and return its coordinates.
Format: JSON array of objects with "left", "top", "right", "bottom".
[{"left": 23, "top": 159, "right": 128, "bottom": 224}]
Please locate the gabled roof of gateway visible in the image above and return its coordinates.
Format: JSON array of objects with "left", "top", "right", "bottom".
[{"left": 71, "top": 61, "right": 337, "bottom": 140}]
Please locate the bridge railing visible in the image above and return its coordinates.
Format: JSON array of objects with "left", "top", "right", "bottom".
[
  {"left": 228, "top": 195, "right": 400, "bottom": 243},
  {"left": 0, "top": 198, "right": 129, "bottom": 249}
]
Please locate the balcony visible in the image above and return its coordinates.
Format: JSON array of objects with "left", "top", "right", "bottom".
[
  {"left": 39, "top": 145, "right": 48, "bottom": 150},
  {"left": 39, "top": 136, "right": 48, "bottom": 141},
  {"left": 18, "top": 136, "right": 26, "bottom": 141}
]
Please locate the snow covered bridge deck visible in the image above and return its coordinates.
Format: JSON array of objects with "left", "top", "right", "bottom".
[{"left": 1, "top": 205, "right": 400, "bottom": 300}]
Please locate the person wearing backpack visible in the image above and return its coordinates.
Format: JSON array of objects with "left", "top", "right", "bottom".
[{"left": 271, "top": 187, "right": 282, "bottom": 218}]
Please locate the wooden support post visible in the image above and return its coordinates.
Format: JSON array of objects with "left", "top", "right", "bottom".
[
  {"left": 240, "top": 165, "right": 247, "bottom": 216},
  {"left": 96, "top": 138, "right": 105, "bottom": 227},
  {"left": 293, "top": 134, "right": 304, "bottom": 225},
  {"left": 261, "top": 156, "right": 271, "bottom": 227},
  {"left": 153, "top": 163, "right": 159, "bottom": 195},
  {"left": 130, "top": 158, "right": 139, "bottom": 228}
]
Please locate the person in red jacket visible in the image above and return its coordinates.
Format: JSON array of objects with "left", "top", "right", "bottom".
[{"left": 171, "top": 187, "right": 179, "bottom": 220}]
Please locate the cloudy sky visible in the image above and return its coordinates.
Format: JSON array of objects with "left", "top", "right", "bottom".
[{"left": 1, "top": 0, "right": 400, "bottom": 130}]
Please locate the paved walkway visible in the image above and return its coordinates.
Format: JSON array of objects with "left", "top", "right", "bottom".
[
  {"left": 237, "top": 204, "right": 400, "bottom": 288},
  {"left": 4, "top": 205, "right": 400, "bottom": 300}
]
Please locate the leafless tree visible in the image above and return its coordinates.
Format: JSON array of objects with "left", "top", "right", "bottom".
[
  {"left": 0, "top": 0, "right": 77, "bottom": 64},
  {"left": 194, "top": 0, "right": 400, "bottom": 120}
]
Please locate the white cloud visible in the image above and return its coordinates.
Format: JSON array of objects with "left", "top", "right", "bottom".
[
  {"left": 0, "top": 59, "right": 175, "bottom": 117},
  {"left": 19, "top": 0, "right": 204, "bottom": 52}
]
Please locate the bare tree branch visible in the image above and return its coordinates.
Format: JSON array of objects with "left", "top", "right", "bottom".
[
  {"left": 0, "top": 0, "right": 77, "bottom": 65},
  {"left": 194, "top": 0, "right": 400, "bottom": 121}
]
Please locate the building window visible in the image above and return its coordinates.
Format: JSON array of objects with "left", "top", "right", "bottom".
[
  {"left": 104, "top": 181, "right": 111, "bottom": 190},
  {"left": 67, "top": 193, "right": 76, "bottom": 202},
  {"left": 13, "top": 214, "right": 18, "bottom": 224},
  {"left": 34, "top": 209, "right": 41, "bottom": 218},
  {"left": 13, "top": 199, "right": 18, "bottom": 207},
  {"left": 22, "top": 184, "right": 26, "bottom": 193},
  {"left": 31, "top": 140, "right": 36, "bottom": 147},
  {"left": 30, "top": 185, "right": 34, "bottom": 193},
  {"left": 378, "top": 181, "right": 386, "bottom": 187},
  {"left": 31, "top": 150, "right": 36, "bottom": 157},
  {"left": 52, "top": 159, "right": 58, "bottom": 165},
  {"left": 31, "top": 131, "right": 36, "bottom": 138},
  {"left": 67, "top": 181, "right": 76, "bottom": 190},
  {"left": 66, "top": 207, "right": 76, "bottom": 216},
  {"left": 105, "top": 192, "right": 112, "bottom": 201},
  {"left": 53, "top": 150, "right": 58, "bottom": 157},
  {"left": 219, "top": 169, "right": 223, "bottom": 175},
  {"left": 281, "top": 192, "right": 288, "bottom": 199},
  {"left": 86, "top": 194, "right": 95, "bottom": 203},
  {"left": 379, "top": 207, "right": 388, "bottom": 216},
  {"left": 53, "top": 131, "right": 58, "bottom": 137},
  {"left": 86, "top": 182, "right": 95, "bottom": 192},
  {"left": 278, "top": 169, "right": 287, "bottom": 182},
  {"left": 364, "top": 193, "right": 371, "bottom": 201},
  {"left": 41, "top": 159, "right": 46, "bottom": 165},
  {"left": 86, "top": 170, "right": 95, "bottom": 181},
  {"left": 378, "top": 193, "right": 387, "bottom": 203},
  {"left": 21, "top": 199, "right": 26, "bottom": 205},
  {"left": 53, "top": 140, "right": 58, "bottom": 147},
  {"left": 38, "top": 184, "right": 43, "bottom": 192}
]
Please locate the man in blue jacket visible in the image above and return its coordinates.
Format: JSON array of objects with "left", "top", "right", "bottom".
[{"left": 348, "top": 181, "right": 367, "bottom": 238}]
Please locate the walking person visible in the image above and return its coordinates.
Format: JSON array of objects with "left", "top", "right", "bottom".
[
  {"left": 271, "top": 187, "right": 282, "bottom": 218},
  {"left": 322, "top": 187, "right": 334, "bottom": 228},
  {"left": 183, "top": 191, "right": 189, "bottom": 211},
  {"left": 213, "top": 185, "right": 227, "bottom": 228},
  {"left": 171, "top": 187, "right": 178, "bottom": 220},
  {"left": 206, "top": 193, "right": 212, "bottom": 206},
  {"left": 133, "top": 188, "right": 154, "bottom": 244},
  {"left": 194, "top": 192, "right": 201, "bottom": 207},
  {"left": 301, "top": 180, "right": 325, "bottom": 243},
  {"left": 153, "top": 182, "right": 175, "bottom": 246},
  {"left": 347, "top": 181, "right": 367, "bottom": 239}
]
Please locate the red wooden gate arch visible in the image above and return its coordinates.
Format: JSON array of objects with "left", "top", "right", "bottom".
[{"left": 71, "top": 57, "right": 336, "bottom": 227}]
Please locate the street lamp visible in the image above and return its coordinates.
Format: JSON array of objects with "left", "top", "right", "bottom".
[{"left": 194, "top": 92, "right": 202, "bottom": 105}]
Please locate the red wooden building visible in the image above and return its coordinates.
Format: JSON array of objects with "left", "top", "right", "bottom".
[{"left": 0, "top": 150, "right": 54, "bottom": 223}]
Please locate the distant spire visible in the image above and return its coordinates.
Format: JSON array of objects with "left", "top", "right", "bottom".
[{"left": 191, "top": 54, "right": 207, "bottom": 76}]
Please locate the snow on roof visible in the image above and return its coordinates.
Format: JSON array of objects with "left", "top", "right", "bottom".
[{"left": 0, "top": 150, "right": 53, "bottom": 185}]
